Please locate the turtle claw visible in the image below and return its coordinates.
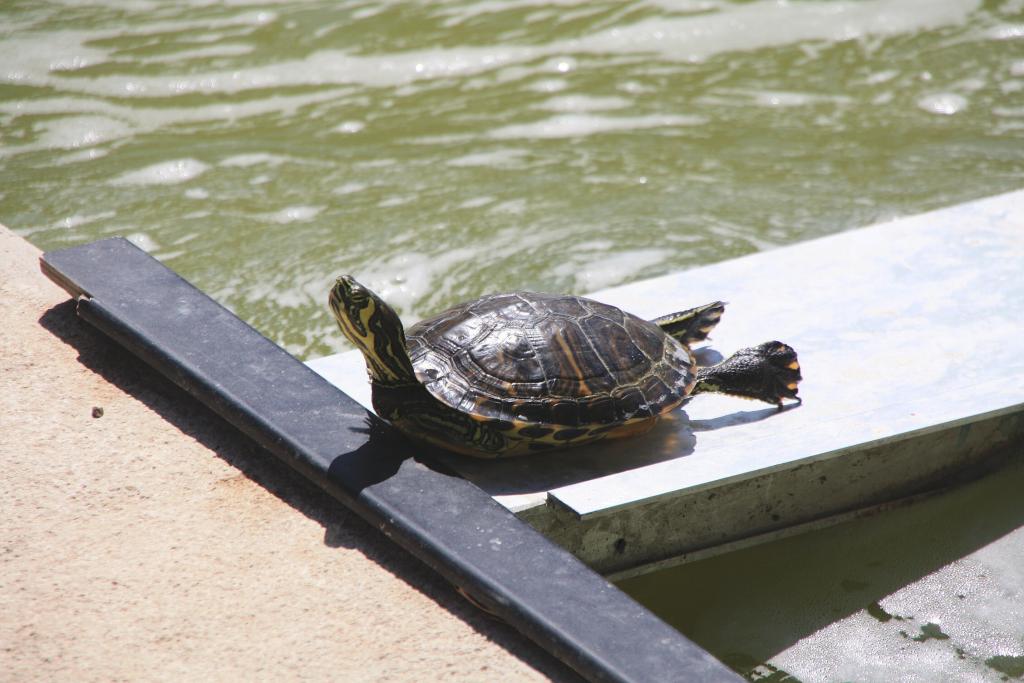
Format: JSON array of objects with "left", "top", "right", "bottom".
[
  {"left": 770, "top": 339, "right": 802, "bottom": 403},
  {"left": 761, "top": 340, "right": 802, "bottom": 405},
  {"left": 777, "top": 395, "right": 802, "bottom": 412}
]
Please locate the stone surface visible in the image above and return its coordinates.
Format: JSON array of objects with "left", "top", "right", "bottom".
[
  {"left": 309, "top": 189, "right": 1024, "bottom": 576},
  {"left": 0, "top": 225, "right": 571, "bottom": 681}
]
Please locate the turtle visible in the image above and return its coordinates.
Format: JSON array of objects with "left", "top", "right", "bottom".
[{"left": 329, "top": 275, "right": 801, "bottom": 458}]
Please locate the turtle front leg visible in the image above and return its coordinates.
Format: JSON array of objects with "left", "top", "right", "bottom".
[
  {"left": 691, "top": 341, "right": 802, "bottom": 407},
  {"left": 373, "top": 383, "right": 510, "bottom": 457},
  {"left": 397, "top": 404, "right": 512, "bottom": 458}
]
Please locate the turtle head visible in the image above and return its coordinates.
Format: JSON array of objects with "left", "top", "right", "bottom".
[{"left": 329, "top": 275, "right": 417, "bottom": 386}]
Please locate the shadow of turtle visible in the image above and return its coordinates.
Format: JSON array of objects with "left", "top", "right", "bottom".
[
  {"left": 689, "top": 400, "right": 801, "bottom": 432},
  {"left": 437, "top": 411, "right": 699, "bottom": 498},
  {"left": 439, "top": 395, "right": 798, "bottom": 499}
]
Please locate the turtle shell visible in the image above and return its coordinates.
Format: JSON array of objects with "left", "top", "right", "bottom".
[{"left": 405, "top": 292, "right": 696, "bottom": 428}]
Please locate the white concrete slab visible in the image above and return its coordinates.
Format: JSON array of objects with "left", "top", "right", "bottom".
[{"left": 308, "top": 189, "right": 1024, "bottom": 575}]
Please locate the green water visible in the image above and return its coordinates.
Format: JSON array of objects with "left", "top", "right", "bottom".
[
  {"left": 3, "top": 0, "right": 1023, "bottom": 360},
  {"left": 4, "top": 1, "right": 1024, "bottom": 678}
]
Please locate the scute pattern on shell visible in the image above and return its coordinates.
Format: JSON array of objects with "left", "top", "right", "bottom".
[{"left": 406, "top": 292, "right": 696, "bottom": 428}]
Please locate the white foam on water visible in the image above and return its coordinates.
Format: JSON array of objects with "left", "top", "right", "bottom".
[
  {"left": 378, "top": 196, "right": 416, "bottom": 208},
  {"left": 38, "top": 0, "right": 157, "bottom": 7},
  {"left": 986, "top": 23, "right": 1024, "bottom": 40},
  {"left": 33, "top": 115, "right": 134, "bottom": 150},
  {"left": 185, "top": 188, "right": 210, "bottom": 199},
  {"left": 333, "top": 182, "right": 369, "bottom": 195},
  {"left": 351, "top": 6, "right": 384, "bottom": 20},
  {"left": 266, "top": 205, "right": 324, "bottom": 223},
  {"left": 583, "top": 173, "right": 650, "bottom": 185},
  {"left": 618, "top": 80, "right": 654, "bottom": 94},
  {"left": 177, "top": 0, "right": 294, "bottom": 7},
  {"left": 488, "top": 63, "right": 544, "bottom": 85},
  {"left": 489, "top": 113, "right": 705, "bottom": 139},
  {"left": 140, "top": 43, "right": 255, "bottom": 64},
  {"left": 709, "top": 218, "right": 779, "bottom": 251},
  {"left": 644, "top": 0, "right": 726, "bottom": 10},
  {"left": 574, "top": 0, "right": 982, "bottom": 62},
  {"left": 0, "top": 89, "right": 351, "bottom": 159},
  {"left": 1, "top": 10, "right": 277, "bottom": 84},
  {"left": 354, "top": 158, "right": 398, "bottom": 169},
  {"left": 109, "top": 158, "right": 211, "bottom": 186},
  {"left": 0, "top": 34, "right": 108, "bottom": 83},
  {"left": 3, "top": 0, "right": 978, "bottom": 99},
  {"left": 54, "top": 47, "right": 538, "bottom": 96},
  {"left": 147, "top": 9, "right": 278, "bottom": 27},
  {"left": 552, "top": 248, "right": 672, "bottom": 292},
  {"left": 458, "top": 196, "right": 496, "bottom": 209},
  {"left": 536, "top": 94, "right": 632, "bottom": 112},
  {"left": 354, "top": 245, "right": 487, "bottom": 319},
  {"left": 488, "top": 198, "right": 528, "bottom": 215},
  {"left": 334, "top": 120, "right": 366, "bottom": 133},
  {"left": 53, "top": 211, "right": 116, "bottom": 229},
  {"left": 993, "top": 120, "right": 1024, "bottom": 133},
  {"left": 126, "top": 232, "right": 159, "bottom": 251},
  {"left": 753, "top": 91, "right": 853, "bottom": 107},
  {"left": 993, "top": 105, "right": 1024, "bottom": 117},
  {"left": 918, "top": 92, "right": 969, "bottom": 115},
  {"left": 226, "top": 269, "right": 328, "bottom": 322},
  {"left": 699, "top": 89, "right": 853, "bottom": 108},
  {"left": 219, "top": 153, "right": 292, "bottom": 167},
  {"left": 404, "top": 133, "right": 477, "bottom": 146},
  {"left": 52, "top": 148, "right": 109, "bottom": 164},
  {"left": 447, "top": 148, "right": 528, "bottom": 167},
  {"left": 547, "top": 56, "right": 578, "bottom": 74},
  {"left": 865, "top": 69, "right": 901, "bottom": 85},
  {"left": 436, "top": 0, "right": 593, "bottom": 28},
  {"left": 526, "top": 78, "right": 570, "bottom": 93},
  {"left": 958, "top": 76, "right": 988, "bottom": 92},
  {"left": 577, "top": 238, "right": 614, "bottom": 251}
]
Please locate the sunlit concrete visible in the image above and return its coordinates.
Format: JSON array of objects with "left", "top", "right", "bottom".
[{"left": 309, "top": 189, "right": 1024, "bottom": 576}]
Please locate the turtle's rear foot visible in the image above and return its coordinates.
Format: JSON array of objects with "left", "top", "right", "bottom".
[
  {"left": 651, "top": 301, "right": 726, "bottom": 345},
  {"left": 693, "top": 341, "right": 802, "bottom": 406}
]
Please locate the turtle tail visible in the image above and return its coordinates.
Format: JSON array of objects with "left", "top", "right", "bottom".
[{"left": 651, "top": 301, "right": 726, "bottom": 346}]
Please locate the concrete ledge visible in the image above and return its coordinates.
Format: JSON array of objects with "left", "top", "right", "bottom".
[
  {"left": 0, "top": 226, "right": 570, "bottom": 681},
  {"left": 309, "top": 189, "right": 1024, "bottom": 577}
]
